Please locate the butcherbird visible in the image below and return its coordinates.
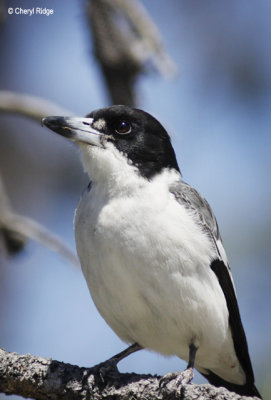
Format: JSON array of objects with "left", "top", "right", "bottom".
[{"left": 43, "top": 105, "right": 261, "bottom": 398}]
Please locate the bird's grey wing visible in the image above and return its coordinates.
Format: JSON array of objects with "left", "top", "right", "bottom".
[
  {"left": 169, "top": 180, "right": 255, "bottom": 387},
  {"left": 170, "top": 180, "right": 223, "bottom": 259}
]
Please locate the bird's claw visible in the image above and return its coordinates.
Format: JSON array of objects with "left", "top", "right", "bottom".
[
  {"left": 159, "top": 368, "right": 194, "bottom": 394},
  {"left": 94, "top": 357, "right": 120, "bottom": 383}
]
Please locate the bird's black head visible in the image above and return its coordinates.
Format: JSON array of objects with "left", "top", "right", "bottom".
[{"left": 43, "top": 105, "right": 180, "bottom": 180}]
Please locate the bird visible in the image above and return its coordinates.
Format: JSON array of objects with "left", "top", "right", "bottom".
[{"left": 42, "top": 105, "right": 261, "bottom": 398}]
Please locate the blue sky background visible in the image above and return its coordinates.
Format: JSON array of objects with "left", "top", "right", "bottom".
[{"left": 0, "top": 0, "right": 270, "bottom": 398}]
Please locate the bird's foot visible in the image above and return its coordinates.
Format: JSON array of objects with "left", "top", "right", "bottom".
[
  {"left": 159, "top": 368, "right": 194, "bottom": 394},
  {"left": 92, "top": 343, "right": 142, "bottom": 383},
  {"left": 94, "top": 357, "right": 120, "bottom": 383}
]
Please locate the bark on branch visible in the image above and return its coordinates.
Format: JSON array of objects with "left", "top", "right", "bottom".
[{"left": 0, "top": 348, "right": 259, "bottom": 400}]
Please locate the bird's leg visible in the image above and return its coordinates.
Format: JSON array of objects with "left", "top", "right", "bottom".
[
  {"left": 108, "top": 342, "right": 143, "bottom": 364},
  {"left": 180, "top": 343, "right": 198, "bottom": 384},
  {"left": 159, "top": 343, "right": 198, "bottom": 392},
  {"left": 97, "top": 343, "right": 142, "bottom": 381},
  {"left": 187, "top": 342, "right": 197, "bottom": 369}
]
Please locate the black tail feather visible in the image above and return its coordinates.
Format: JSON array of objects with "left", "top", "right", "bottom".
[
  {"left": 209, "top": 260, "right": 262, "bottom": 398},
  {"left": 202, "top": 370, "right": 262, "bottom": 398}
]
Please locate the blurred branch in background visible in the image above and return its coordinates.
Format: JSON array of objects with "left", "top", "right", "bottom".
[
  {"left": 0, "top": 90, "right": 75, "bottom": 122},
  {"left": 87, "top": 0, "right": 177, "bottom": 106},
  {"left": 0, "top": 174, "right": 26, "bottom": 255},
  {"left": 0, "top": 90, "right": 79, "bottom": 265},
  {"left": 0, "top": 176, "right": 79, "bottom": 265}
]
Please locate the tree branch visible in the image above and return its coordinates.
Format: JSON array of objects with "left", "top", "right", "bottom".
[
  {"left": 0, "top": 173, "right": 79, "bottom": 265},
  {"left": 0, "top": 348, "right": 259, "bottom": 400},
  {"left": 0, "top": 91, "right": 79, "bottom": 264},
  {"left": 87, "top": 0, "right": 177, "bottom": 106},
  {"left": 0, "top": 90, "right": 75, "bottom": 122},
  {"left": 0, "top": 174, "right": 26, "bottom": 255}
]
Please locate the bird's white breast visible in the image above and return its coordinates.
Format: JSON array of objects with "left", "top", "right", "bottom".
[{"left": 74, "top": 151, "right": 244, "bottom": 384}]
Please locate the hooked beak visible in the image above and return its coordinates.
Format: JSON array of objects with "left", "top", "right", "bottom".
[{"left": 42, "top": 116, "right": 103, "bottom": 147}]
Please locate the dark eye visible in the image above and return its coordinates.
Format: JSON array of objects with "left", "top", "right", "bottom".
[{"left": 114, "top": 120, "right": 131, "bottom": 135}]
